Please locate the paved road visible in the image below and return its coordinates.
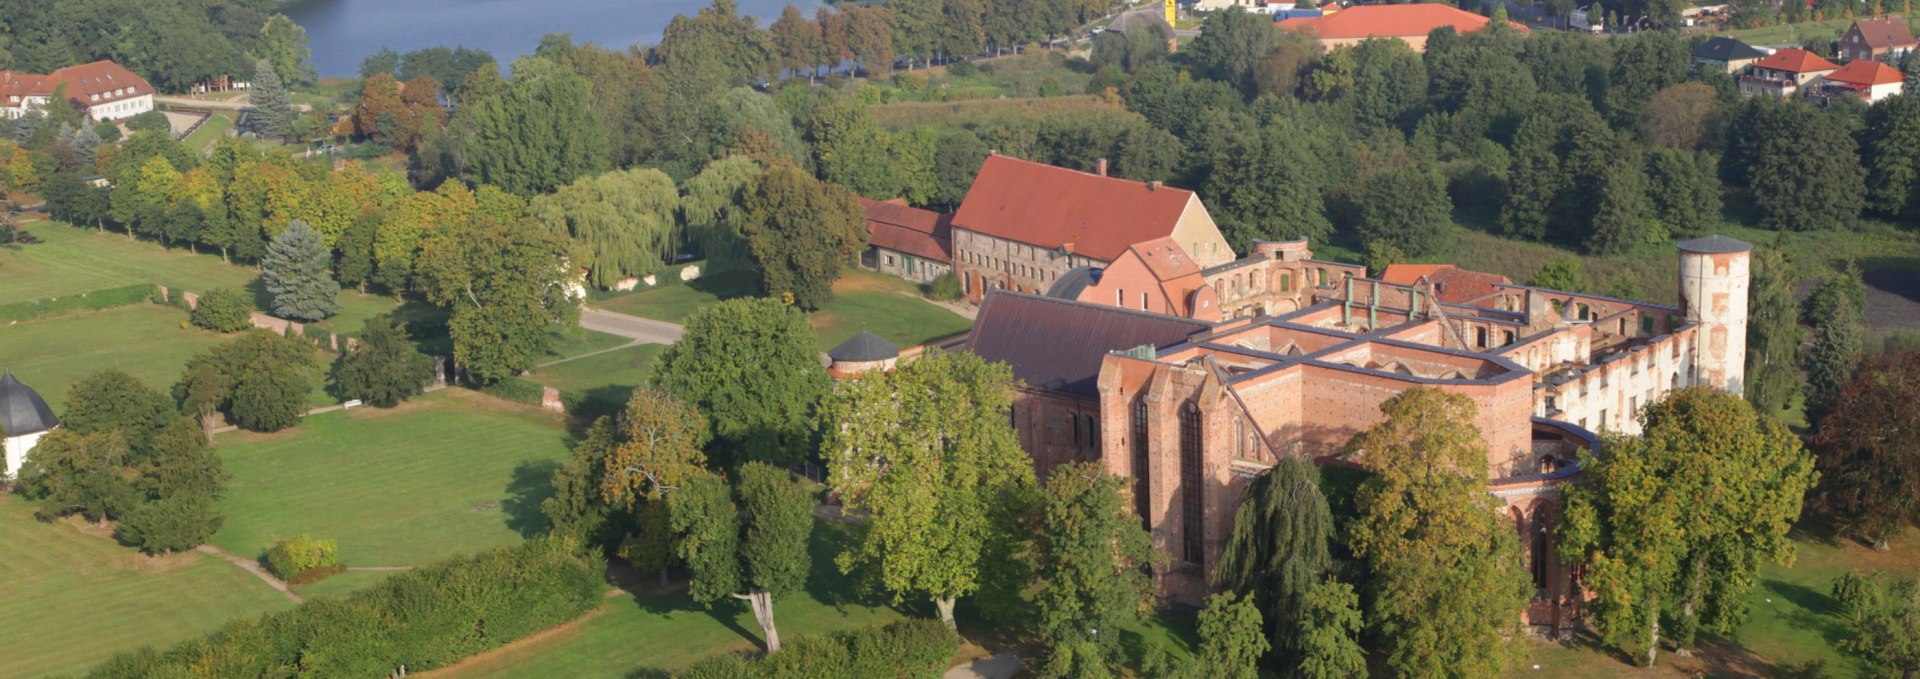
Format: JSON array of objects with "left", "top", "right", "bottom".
[
  {"left": 578, "top": 307, "right": 684, "bottom": 345},
  {"left": 155, "top": 94, "right": 250, "bottom": 111}
]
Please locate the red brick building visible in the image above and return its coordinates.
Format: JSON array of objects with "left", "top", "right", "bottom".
[{"left": 966, "top": 236, "right": 1753, "bottom": 632}]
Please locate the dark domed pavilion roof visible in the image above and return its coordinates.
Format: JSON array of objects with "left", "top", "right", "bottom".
[
  {"left": 0, "top": 370, "right": 58, "bottom": 437},
  {"left": 829, "top": 331, "right": 900, "bottom": 363},
  {"left": 1676, "top": 235, "right": 1753, "bottom": 254}
]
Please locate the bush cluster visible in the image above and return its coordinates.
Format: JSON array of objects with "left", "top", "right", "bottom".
[
  {"left": 0, "top": 283, "right": 156, "bottom": 323},
  {"left": 85, "top": 538, "right": 604, "bottom": 678},
  {"left": 189, "top": 287, "right": 253, "bottom": 332},
  {"left": 924, "top": 272, "right": 962, "bottom": 302},
  {"left": 678, "top": 619, "right": 956, "bottom": 679},
  {"left": 265, "top": 534, "right": 339, "bottom": 580}
]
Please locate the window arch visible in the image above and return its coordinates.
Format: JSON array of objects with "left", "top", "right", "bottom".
[
  {"left": 1131, "top": 397, "right": 1151, "bottom": 530},
  {"left": 1179, "top": 402, "right": 1205, "bottom": 567}
]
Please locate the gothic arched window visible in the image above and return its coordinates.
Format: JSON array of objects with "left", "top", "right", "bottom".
[{"left": 1180, "top": 402, "right": 1205, "bottom": 568}]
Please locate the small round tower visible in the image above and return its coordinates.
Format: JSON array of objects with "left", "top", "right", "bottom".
[
  {"left": 827, "top": 331, "right": 900, "bottom": 378},
  {"left": 1676, "top": 236, "right": 1753, "bottom": 395}
]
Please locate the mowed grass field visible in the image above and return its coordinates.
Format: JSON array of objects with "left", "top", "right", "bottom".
[
  {"left": 211, "top": 389, "right": 576, "bottom": 567},
  {"left": 526, "top": 343, "right": 666, "bottom": 420},
  {"left": 0, "top": 304, "right": 226, "bottom": 412},
  {"left": 2, "top": 221, "right": 259, "bottom": 301},
  {"left": 0, "top": 498, "right": 292, "bottom": 679},
  {"left": 442, "top": 521, "right": 903, "bottom": 678},
  {"left": 598, "top": 268, "right": 970, "bottom": 350}
]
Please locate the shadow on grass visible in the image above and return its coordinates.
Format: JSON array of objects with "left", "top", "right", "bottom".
[{"left": 503, "top": 459, "right": 561, "bottom": 539}]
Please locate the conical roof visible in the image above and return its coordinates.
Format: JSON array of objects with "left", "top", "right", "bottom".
[
  {"left": 829, "top": 331, "right": 900, "bottom": 363},
  {"left": 0, "top": 370, "right": 58, "bottom": 437}
]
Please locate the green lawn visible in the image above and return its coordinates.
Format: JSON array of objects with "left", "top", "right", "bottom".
[
  {"left": 210, "top": 389, "right": 576, "bottom": 567},
  {"left": 0, "top": 498, "right": 293, "bottom": 679},
  {"left": 183, "top": 110, "right": 235, "bottom": 153},
  {"left": 445, "top": 520, "right": 904, "bottom": 678},
  {"left": 1, "top": 221, "right": 258, "bottom": 301},
  {"left": 1723, "top": 18, "right": 1854, "bottom": 46},
  {"left": 597, "top": 268, "right": 970, "bottom": 350},
  {"left": 526, "top": 343, "right": 666, "bottom": 420},
  {"left": 0, "top": 304, "right": 228, "bottom": 412}
]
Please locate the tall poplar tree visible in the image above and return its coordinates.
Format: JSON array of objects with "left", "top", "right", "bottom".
[
  {"left": 1346, "top": 388, "right": 1529, "bottom": 679},
  {"left": 1745, "top": 245, "right": 1802, "bottom": 414},
  {"left": 1559, "top": 388, "right": 1816, "bottom": 665},
  {"left": 1216, "top": 457, "right": 1335, "bottom": 674},
  {"left": 465, "top": 56, "right": 610, "bottom": 196},
  {"left": 820, "top": 350, "right": 1035, "bottom": 629}
]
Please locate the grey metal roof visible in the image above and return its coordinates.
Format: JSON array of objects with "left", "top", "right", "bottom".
[
  {"left": 1676, "top": 235, "right": 1753, "bottom": 254},
  {"left": 829, "top": 331, "right": 900, "bottom": 362},
  {"left": 0, "top": 370, "right": 58, "bottom": 437},
  {"left": 1046, "top": 266, "right": 1103, "bottom": 300},
  {"left": 1692, "top": 37, "right": 1766, "bottom": 61},
  {"left": 967, "top": 291, "right": 1210, "bottom": 396}
]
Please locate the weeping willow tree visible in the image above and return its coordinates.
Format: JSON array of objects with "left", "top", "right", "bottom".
[
  {"left": 1215, "top": 456, "right": 1335, "bottom": 675},
  {"left": 679, "top": 155, "right": 764, "bottom": 271},
  {"left": 530, "top": 167, "right": 680, "bottom": 288}
]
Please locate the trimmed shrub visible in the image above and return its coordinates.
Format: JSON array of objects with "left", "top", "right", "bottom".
[
  {"left": 286, "top": 562, "right": 347, "bottom": 585},
  {"left": 265, "top": 534, "right": 339, "bottom": 579},
  {"left": 0, "top": 283, "right": 157, "bottom": 323},
  {"left": 480, "top": 376, "right": 547, "bottom": 406},
  {"left": 85, "top": 538, "right": 604, "bottom": 678},
  {"left": 189, "top": 287, "right": 253, "bottom": 332},
  {"left": 924, "top": 272, "right": 962, "bottom": 302},
  {"left": 673, "top": 619, "right": 956, "bottom": 679}
]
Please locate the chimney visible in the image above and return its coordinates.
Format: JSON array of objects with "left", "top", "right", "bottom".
[
  {"left": 1148, "top": 180, "right": 1161, "bottom": 191},
  {"left": 1094, "top": 158, "right": 1109, "bottom": 176}
]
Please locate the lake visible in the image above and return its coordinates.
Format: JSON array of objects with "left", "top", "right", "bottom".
[{"left": 284, "top": 0, "right": 825, "bottom": 78}]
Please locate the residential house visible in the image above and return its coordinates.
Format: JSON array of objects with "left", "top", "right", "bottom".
[
  {"left": 1691, "top": 36, "right": 1768, "bottom": 73},
  {"left": 858, "top": 197, "right": 953, "bottom": 285},
  {"left": 1840, "top": 16, "right": 1917, "bottom": 63},
  {"left": 1807, "top": 58, "right": 1907, "bottom": 104},
  {"left": 0, "top": 61, "right": 155, "bottom": 121},
  {"left": 1739, "top": 48, "right": 1838, "bottom": 97},
  {"left": 1275, "top": 3, "right": 1528, "bottom": 53},
  {"left": 949, "top": 154, "right": 1234, "bottom": 303}
]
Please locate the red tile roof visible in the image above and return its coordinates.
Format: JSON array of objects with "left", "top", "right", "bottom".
[
  {"left": 0, "top": 61, "right": 152, "bottom": 108},
  {"left": 1850, "top": 16, "right": 1917, "bottom": 49},
  {"left": 952, "top": 154, "right": 1195, "bottom": 263},
  {"left": 1129, "top": 237, "right": 1202, "bottom": 282},
  {"left": 1752, "top": 48, "right": 1838, "bottom": 73},
  {"left": 1825, "top": 59, "right": 1906, "bottom": 86},
  {"left": 1380, "top": 264, "right": 1512, "bottom": 304},
  {"left": 860, "top": 197, "right": 953, "bottom": 263},
  {"left": 1276, "top": 3, "right": 1527, "bottom": 40}
]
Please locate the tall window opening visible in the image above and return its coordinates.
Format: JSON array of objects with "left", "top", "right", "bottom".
[
  {"left": 1132, "top": 397, "right": 1151, "bottom": 530},
  {"left": 1180, "top": 402, "right": 1205, "bottom": 568}
]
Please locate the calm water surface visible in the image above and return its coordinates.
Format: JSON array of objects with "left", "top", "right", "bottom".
[{"left": 285, "top": 0, "right": 824, "bottom": 78}]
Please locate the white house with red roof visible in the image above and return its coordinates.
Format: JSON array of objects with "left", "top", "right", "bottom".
[
  {"left": 1739, "top": 48, "right": 1839, "bottom": 97},
  {"left": 1809, "top": 58, "right": 1907, "bottom": 104},
  {"left": 0, "top": 60, "right": 155, "bottom": 122},
  {"left": 1275, "top": 3, "right": 1527, "bottom": 52},
  {"left": 949, "top": 154, "right": 1233, "bottom": 303}
]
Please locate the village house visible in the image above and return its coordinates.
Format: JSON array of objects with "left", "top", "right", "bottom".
[
  {"left": 1840, "top": 16, "right": 1917, "bottom": 63},
  {"left": 1274, "top": 3, "right": 1527, "bottom": 52},
  {"left": 0, "top": 371, "right": 58, "bottom": 478},
  {"left": 1690, "top": 36, "right": 1769, "bottom": 73},
  {"left": 1808, "top": 58, "right": 1907, "bottom": 104},
  {"left": 0, "top": 61, "right": 155, "bottom": 122},
  {"left": 967, "top": 236, "right": 1752, "bottom": 632},
  {"left": 949, "top": 154, "right": 1234, "bottom": 303},
  {"left": 1739, "top": 47, "right": 1838, "bottom": 97},
  {"left": 858, "top": 197, "right": 953, "bottom": 285}
]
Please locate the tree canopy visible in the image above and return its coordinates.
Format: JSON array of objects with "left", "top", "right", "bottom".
[{"left": 650, "top": 298, "right": 827, "bottom": 467}]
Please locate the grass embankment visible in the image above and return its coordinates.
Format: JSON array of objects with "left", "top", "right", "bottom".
[
  {"left": 0, "top": 304, "right": 228, "bottom": 412},
  {"left": 182, "top": 111, "right": 235, "bottom": 152},
  {"left": 598, "top": 269, "right": 970, "bottom": 351},
  {"left": 1722, "top": 17, "right": 1855, "bottom": 46},
  {"left": 0, "top": 498, "right": 293, "bottom": 679},
  {"left": 2, "top": 220, "right": 256, "bottom": 300},
  {"left": 211, "top": 390, "right": 575, "bottom": 568}
]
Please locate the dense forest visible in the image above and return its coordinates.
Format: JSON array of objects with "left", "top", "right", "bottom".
[{"left": 0, "top": 0, "right": 313, "bottom": 90}]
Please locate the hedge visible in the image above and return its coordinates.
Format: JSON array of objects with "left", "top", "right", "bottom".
[
  {"left": 479, "top": 376, "right": 547, "bottom": 407},
  {"left": 0, "top": 283, "right": 159, "bottom": 323},
  {"left": 678, "top": 619, "right": 957, "bottom": 679},
  {"left": 265, "top": 534, "right": 338, "bottom": 580},
  {"left": 84, "top": 537, "right": 604, "bottom": 678}
]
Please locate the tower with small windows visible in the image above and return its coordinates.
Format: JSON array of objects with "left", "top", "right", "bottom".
[{"left": 1676, "top": 236, "right": 1752, "bottom": 395}]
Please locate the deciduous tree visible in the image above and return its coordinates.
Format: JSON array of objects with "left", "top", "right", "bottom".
[
  {"left": 1187, "top": 7, "right": 1279, "bottom": 95},
  {"left": 1805, "top": 272, "right": 1867, "bottom": 425},
  {"left": 331, "top": 314, "right": 435, "bottom": 408},
  {"left": 820, "top": 350, "right": 1036, "bottom": 629},
  {"left": 414, "top": 203, "right": 579, "bottom": 383},
  {"left": 1216, "top": 457, "right": 1335, "bottom": 673},
  {"left": 1746, "top": 245, "right": 1802, "bottom": 414},
  {"left": 61, "top": 369, "right": 174, "bottom": 453},
  {"left": 1559, "top": 388, "right": 1816, "bottom": 665},
  {"left": 1033, "top": 462, "right": 1159, "bottom": 676},
  {"left": 1813, "top": 351, "right": 1920, "bottom": 549},
  {"left": 651, "top": 298, "right": 826, "bottom": 467},
  {"left": 1832, "top": 570, "right": 1920, "bottom": 676},
  {"left": 668, "top": 463, "right": 814, "bottom": 653},
  {"left": 530, "top": 167, "right": 680, "bottom": 288},
  {"left": 1355, "top": 159, "right": 1451, "bottom": 257},
  {"left": 16, "top": 430, "right": 138, "bottom": 524},
  {"left": 464, "top": 56, "right": 610, "bottom": 196},
  {"left": 176, "top": 330, "right": 317, "bottom": 433},
  {"left": 739, "top": 165, "right": 866, "bottom": 310},
  {"left": 1346, "top": 388, "right": 1529, "bottom": 679}
]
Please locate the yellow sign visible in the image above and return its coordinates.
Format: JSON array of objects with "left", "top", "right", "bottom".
[{"left": 1165, "top": 0, "right": 1177, "bottom": 26}]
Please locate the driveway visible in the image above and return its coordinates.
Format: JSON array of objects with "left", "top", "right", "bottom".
[{"left": 579, "top": 307, "right": 684, "bottom": 345}]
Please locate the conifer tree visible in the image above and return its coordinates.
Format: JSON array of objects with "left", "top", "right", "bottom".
[
  {"left": 249, "top": 59, "right": 294, "bottom": 141},
  {"left": 261, "top": 220, "right": 340, "bottom": 321}
]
